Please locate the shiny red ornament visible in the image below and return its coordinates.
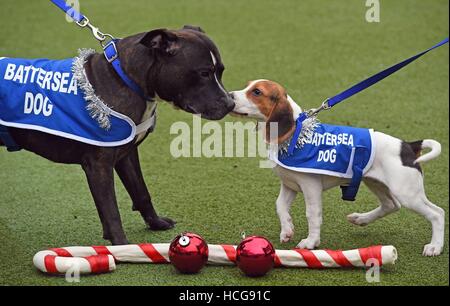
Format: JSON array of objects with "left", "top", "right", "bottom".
[
  {"left": 169, "top": 233, "right": 209, "bottom": 274},
  {"left": 236, "top": 236, "right": 275, "bottom": 277}
]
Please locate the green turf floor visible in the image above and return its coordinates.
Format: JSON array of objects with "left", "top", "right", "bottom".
[{"left": 0, "top": 0, "right": 448, "bottom": 286}]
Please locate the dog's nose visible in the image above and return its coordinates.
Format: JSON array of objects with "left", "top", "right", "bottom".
[
  {"left": 221, "top": 95, "right": 235, "bottom": 111},
  {"left": 226, "top": 98, "right": 235, "bottom": 111}
]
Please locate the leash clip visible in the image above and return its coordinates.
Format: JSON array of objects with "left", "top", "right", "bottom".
[
  {"left": 75, "top": 15, "right": 115, "bottom": 44},
  {"left": 321, "top": 98, "right": 331, "bottom": 110},
  {"left": 100, "top": 34, "right": 116, "bottom": 48},
  {"left": 75, "top": 16, "right": 90, "bottom": 28},
  {"left": 307, "top": 98, "right": 330, "bottom": 117}
]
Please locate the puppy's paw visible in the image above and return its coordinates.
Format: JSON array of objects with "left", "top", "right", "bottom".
[
  {"left": 147, "top": 216, "right": 176, "bottom": 231},
  {"left": 280, "top": 229, "right": 294, "bottom": 243},
  {"left": 422, "top": 243, "right": 443, "bottom": 257},
  {"left": 347, "top": 213, "right": 369, "bottom": 226},
  {"left": 297, "top": 237, "right": 320, "bottom": 250}
]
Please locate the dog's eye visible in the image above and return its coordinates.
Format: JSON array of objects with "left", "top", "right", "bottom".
[{"left": 252, "top": 88, "right": 262, "bottom": 97}]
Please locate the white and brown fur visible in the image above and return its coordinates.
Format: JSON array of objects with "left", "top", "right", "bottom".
[{"left": 230, "top": 80, "right": 445, "bottom": 256}]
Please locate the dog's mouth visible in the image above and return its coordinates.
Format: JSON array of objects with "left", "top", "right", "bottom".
[
  {"left": 184, "top": 104, "right": 230, "bottom": 120},
  {"left": 185, "top": 104, "right": 199, "bottom": 114}
]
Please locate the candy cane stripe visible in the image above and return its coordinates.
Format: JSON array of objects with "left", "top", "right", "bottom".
[
  {"left": 359, "top": 245, "right": 383, "bottom": 265},
  {"left": 325, "top": 250, "right": 354, "bottom": 267},
  {"left": 294, "top": 249, "right": 324, "bottom": 268},
  {"left": 44, "top": 255, "right": 59, "bottom": 273},
  {"left": 85, "top": 255, "right": 112, "bottom": 273},
  {"left": 64, "top": 246, "right": 97, "bottom": 257},
  {"left": 152, "top": 244, "right": 170, "bottom": 262},
  {"left": 274, "top": 254, "right": 282, "bottom": 267},
  {"left": 50, "top": 248, "right": 72, "bottom": 257},
  {"left": 92, "top": 246, "right": 112, "bottom": 256},
  {"left": 312, "top": 250, "right": 338, "bottom": 268},
  {"left": 138, "top": 243, "right": 168, "bottom": 263},
  {"left": 221, "top": 245, "right": 236, "bottom": 263}
]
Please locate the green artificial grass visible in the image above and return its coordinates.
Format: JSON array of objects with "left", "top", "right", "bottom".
[{"left": 0, "top": 0, "right": 448, "bottom": 286}]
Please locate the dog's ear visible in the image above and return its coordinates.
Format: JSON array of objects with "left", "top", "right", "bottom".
[
  {"left": 140, "top": 29, "right": 180, "bottom": 55},
  {"left": 265, "top": 95, "right": 295, "bottom": 144},
  {"left": 182, "top": 25, "right": 205, "bottom": 33}
]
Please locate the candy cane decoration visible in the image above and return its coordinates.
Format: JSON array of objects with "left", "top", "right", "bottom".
[
  {"left": 33, "top": 249, "right": 116, "bottom": 274},
  {"left": 33, "top": 244, "right": 397, "bottom": 275}
]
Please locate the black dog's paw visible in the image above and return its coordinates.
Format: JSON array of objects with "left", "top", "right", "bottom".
[{"left": 147, "top": 217, "right": 176, "bottom": 231}]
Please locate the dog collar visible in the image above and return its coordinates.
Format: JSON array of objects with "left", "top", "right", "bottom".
[{"left": 103, "top": 40, "right": 154, "bottom": 102}]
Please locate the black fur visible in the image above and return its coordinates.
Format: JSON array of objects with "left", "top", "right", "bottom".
[
  {"left": 1, "top": 26, "right": 234, "bottom": 245},
  {"left": 400, "top": 140, "right": 423, "bottom": 173}
]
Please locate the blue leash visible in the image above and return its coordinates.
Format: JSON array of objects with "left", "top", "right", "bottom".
[
  {"left": 285, "top": 37, "right": 448, "bottom": 202},
  {"left": 50, "top": 0, "right": 84, "bottom": 22},
  {"left": 327, "top": 38, "right": 449, "bottom": 110},
  {"left": 288, "top": 37, "right": 449, "bottom": 155},
  {"left": 50, "top": 0, "right": 149, "bottom": 100}
]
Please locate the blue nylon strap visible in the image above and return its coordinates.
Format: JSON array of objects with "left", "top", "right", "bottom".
[
  {"left": 287, "top": 112, "right": 308, "bottom": 155},
  {"left": 340, "top": 146, "right": 367, "bottom": 201},
  {"left": 50, "top": 0, "right": 84, "bottom": 23},
  {"left": 103, "top": 41, "right": 147, "bottom": 100},
  {"left": 327, "top": 37, "right": 449, "bottom": 108}
]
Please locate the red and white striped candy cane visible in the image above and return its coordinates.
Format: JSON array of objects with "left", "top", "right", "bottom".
[
  {"left": 33, "top": 244, "right": 397, "bottom": 275},
  {"left": 208, "top": 245, "right": 398, "bottom": 268},
  {"left": 33, "top": 249, "right": 116, "bottom": 274}
]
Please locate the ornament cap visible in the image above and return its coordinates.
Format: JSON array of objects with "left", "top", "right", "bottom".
[{"left": 179, "top": 235, "right": 190, "bottom": 247}]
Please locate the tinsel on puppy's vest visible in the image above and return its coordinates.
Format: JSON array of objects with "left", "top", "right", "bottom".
[{"left": 271, "top": 115, "right": 375, "bottom": 200}]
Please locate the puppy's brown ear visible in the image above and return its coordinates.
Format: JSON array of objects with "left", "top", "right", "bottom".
[
  {"left": 182, "top": 25, "right": 205, "bottom": 33},
  {"left": 140, "top": 29, "right": 180, "bottom": 55},
  {"left": 265, "top": 96, "right": 295, "bottom": 144}
]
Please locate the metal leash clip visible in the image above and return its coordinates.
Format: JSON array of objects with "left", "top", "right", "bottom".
[
  {"left": 307, "top": 98, "right": 330, "bottom": 118},
  {"left": 75, "top": 16, "right": 115, "bottom": 45},
  {"left": 75, "top": 15, "right": 89, "bottom": 28}
]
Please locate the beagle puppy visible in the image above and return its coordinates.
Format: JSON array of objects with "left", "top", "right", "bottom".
[{"left": 230, "top": 79, "right": 444, "bottom": 256}]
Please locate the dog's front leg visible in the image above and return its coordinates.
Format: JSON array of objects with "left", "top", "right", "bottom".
[
  {"left": 82, "top": 154, "right": 128, "bottom": 245},
  {"left": 115, "top": 147, "right": 176, "bottom": 231},
  {"left": 276, "top": 184, "right": 297, "bottom": 243},
  {"left": 297, "top": 176, "right": 323, "bottom": 249}
]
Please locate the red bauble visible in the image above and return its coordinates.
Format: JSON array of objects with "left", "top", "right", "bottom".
[
  {"left": 169, "top": 233, "right": 209, "bottom": 274},
  {"left": 236, "top": 236, "right": 275, "bottom": 277}
]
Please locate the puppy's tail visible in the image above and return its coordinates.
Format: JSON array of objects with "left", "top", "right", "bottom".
[{"left": 413, "top": 139, "right": 441, "bottom": 164}]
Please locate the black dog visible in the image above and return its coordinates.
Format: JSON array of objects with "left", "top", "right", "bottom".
[{"left": 0, "top": 25, "right": 234, "bottom": 245}]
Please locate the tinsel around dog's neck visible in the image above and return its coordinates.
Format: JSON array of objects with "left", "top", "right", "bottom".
[
  {"left": 277, "top": 116, "right": 320, "bottom": 156},
  {"left": 72, "top": 48, "right": 113, "bottom": 130}
]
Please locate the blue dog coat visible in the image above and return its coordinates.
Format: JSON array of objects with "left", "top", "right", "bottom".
[
  {"left": 270, "top": 123, "right": 375, "bottom": 201},
  {"left": 0, "top": 54, "right": 154, "bottom": 148}
]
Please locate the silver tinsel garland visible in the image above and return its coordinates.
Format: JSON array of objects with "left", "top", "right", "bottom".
[
  {"left": 72, "top": 49, "right": 112, "bottom": 130},
  {"left": 278, "top": 115, "right": 320, "bottom": 156}
]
